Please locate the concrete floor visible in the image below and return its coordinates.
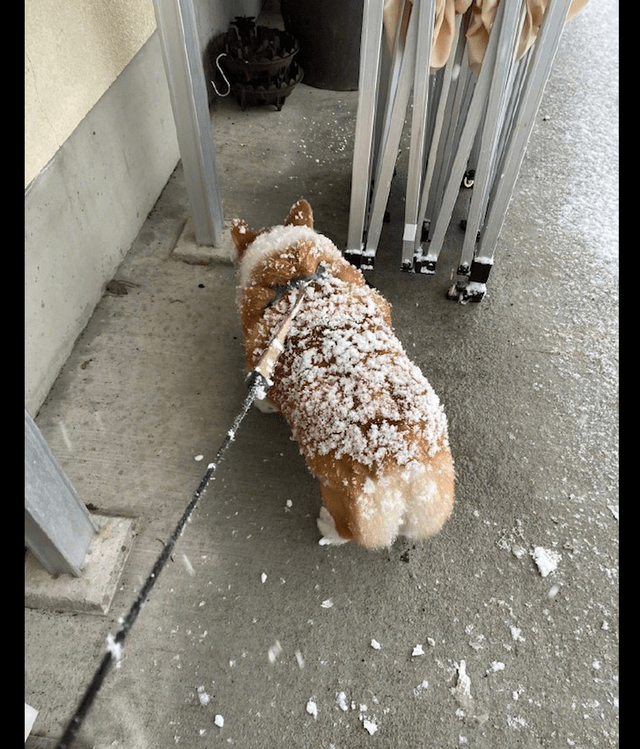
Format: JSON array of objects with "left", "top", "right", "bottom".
[{"left": 26, "top": 2, "right": 618, "bottom": 747}]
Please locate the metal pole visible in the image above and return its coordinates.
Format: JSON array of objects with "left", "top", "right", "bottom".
[
  {"left": 364, "top": 2, "right": 419, "bottom": 266},
  {"left": 153, "top": 0, "right": 224, "bottom": 246},
  {"left": 478, "top": 0, "right": 574, "bottom": 266},
  {"left": 25, "top": 410, "right": 97, "bottom": 578},
  {"left": 402, "top": 0, "right": 436, "bottom": 270},
  {"left": 346, "top": 0, "right": 385, "bottom": 264}
]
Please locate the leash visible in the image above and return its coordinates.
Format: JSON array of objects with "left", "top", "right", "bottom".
[{"left": 54, "top": 263, "right": 326, "bottom": 748}]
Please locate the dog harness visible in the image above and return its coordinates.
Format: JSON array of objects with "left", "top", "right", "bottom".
[{"left": 265, "top": 262, "right": 328, "bottom": 308}]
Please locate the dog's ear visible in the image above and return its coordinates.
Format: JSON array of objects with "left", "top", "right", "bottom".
[
  {"left": 284, "top": 199, "right": 314, "bottom": 229},
  {"left": 231, "top": 219, "right": 258, "bottom": 259}
]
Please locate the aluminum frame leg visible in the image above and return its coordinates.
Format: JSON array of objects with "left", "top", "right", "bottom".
[
  {"left": 456, "top": 1, "right": 525, "bottom": 275},
  {"left": 413, "top": 1, "right": 505, "bottom": 274},
  {"left": 25, "top": 410, "right": 97, "bottom": 578},
  {"left": 363, "top": 1, "right": 419, "bottom": 269},
  {"left": 458, "top": 0, "right": 574, "bottom": 302},
  {"left": 415, "top": 15, "right": 465, "bottom": 268},
  {"left": 346, "top": 0, "right": 386, "bottom": 266},
  {"left": 153, "top": 0, "right": 224, "bottom": 247},
  {"left": 401, "top": 0, "right": 436, "bottom": 270}
]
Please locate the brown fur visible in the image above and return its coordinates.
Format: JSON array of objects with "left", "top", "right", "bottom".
[{"left": 232, "top": 200, "right": 455, "bottom": 549}]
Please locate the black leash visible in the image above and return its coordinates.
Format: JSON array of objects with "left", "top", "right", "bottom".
[
  {"left": 54, "top": 265, "right": 327, "bottom": 748},
  {"left": 54, "top": 374, "right": 267, "bottom": 749}
]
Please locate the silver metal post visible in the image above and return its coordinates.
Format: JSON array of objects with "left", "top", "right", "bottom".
[
  {"left": 153, "top": 0, "right": 224, "bottom": 247},
  {"left": 401, "top": 0, "right": 436, "bottom": 270},
  {"left": 457, "top": 0, "right": 524, "bottom": 273},
  {"left": 364, "top": 1, "right": 419, "bottom": 266},
  {"left": 25, "top": 410, "right": 97, "bottom": 578},
  {"left": 347, "top": 0, "right": 385, "bottom": 263},
  {"left": 478, "top": 0, "right": 574, "bottom": 266},
  {"left": 421, "top": 29, "right": 472, "bottom": 262},
  {"left": 415, "top": 0, "right": 505, "bottom": 272},
  {"left": 415, "top": 15, "right": 464, "bottom": 264}
]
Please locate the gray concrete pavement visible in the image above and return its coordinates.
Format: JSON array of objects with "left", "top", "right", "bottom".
[{"left": 26, "top": 2, "right": 618, "bottom": 747}]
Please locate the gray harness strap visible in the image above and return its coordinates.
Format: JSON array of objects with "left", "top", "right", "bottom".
[{"left": 266, "top": 262, "right": 328, "bottom": 308}]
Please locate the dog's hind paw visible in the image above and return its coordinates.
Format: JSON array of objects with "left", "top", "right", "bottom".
[
  {"left": 253, "top": 397, "right": 279, "bottom": 414},
  {"left": 317, "top": 506, "right": 348, "bottom": 546}
]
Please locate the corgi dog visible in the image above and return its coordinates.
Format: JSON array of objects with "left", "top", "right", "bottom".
[{"left": 231, "top": 199, "right": 454, "bottom": 549}]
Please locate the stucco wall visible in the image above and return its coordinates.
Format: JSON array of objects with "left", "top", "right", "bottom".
[
  {"left": 25, "top": 0, "right": 262, "bottom": 189},
  {"left": 25, "top": 0, "right": 261, "bottom": 414},
  {"left": 25, "top": 0, "right": 157, "bottom": 189}
]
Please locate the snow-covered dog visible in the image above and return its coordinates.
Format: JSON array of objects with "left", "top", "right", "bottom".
[{"left": 232, "top": 199, "right": 454, "bottom": 549}]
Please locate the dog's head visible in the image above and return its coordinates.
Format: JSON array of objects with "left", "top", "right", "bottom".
[
  {"left": 231, "top": 199, "right": 315, "bottom": 261},
  {"left": 231, "top": 199, "right": 327, "bottom": 300},
  {"left": 232, "top": 199, "right": 368, "bottom": 341},
  {"left": 232, "top": 200, "right": 335, "bottom": 324}
]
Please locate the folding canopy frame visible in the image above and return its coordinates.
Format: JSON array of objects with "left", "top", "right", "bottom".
[{"left": 346, "top": 0, "right": 574, "bottom": 302}]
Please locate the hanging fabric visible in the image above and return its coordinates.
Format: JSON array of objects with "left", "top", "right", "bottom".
[
  {"left": 383, "top": 0, "right": 473, "bottom": 68},
  {"left": 465, "top": 0, "right": 591, "bottom": 75},
  {"left": 383, "top": 0, "right": 590, "bottom": 75}
]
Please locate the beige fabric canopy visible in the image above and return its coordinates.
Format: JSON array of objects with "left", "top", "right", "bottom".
[{"left": 383, "top": 0, "right": 590, "bottom": 73}]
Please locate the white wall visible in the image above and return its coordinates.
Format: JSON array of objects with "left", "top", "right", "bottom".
[
  {"left": 25, "top": 0, "right": 158, "bottom": 189},
  {"left": 25, "top": 0, "right": 262, "bottom": 191}
]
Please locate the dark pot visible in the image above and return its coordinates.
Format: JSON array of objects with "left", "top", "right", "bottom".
[
  {"left": 280, "top": 0, "right": 364, "bottom": 91},
  {"left": 209, "top": 19, "right": 303, "bottom": 110}
]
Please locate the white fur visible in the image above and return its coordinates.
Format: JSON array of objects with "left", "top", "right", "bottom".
[
  {"left": 354, "top": 460, "right": 451, "bottom": 547},
  {"left": 239, "top": 225, "right": 320, "bottom": 289},
  {"left": 317, "top": 506, "right": 349, "bottom": 546},
  {"left": 253, "top": 397, "right": 279, "bottom": 414}
]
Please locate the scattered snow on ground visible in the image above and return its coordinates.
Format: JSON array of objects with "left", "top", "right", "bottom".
[
  {"left": 499, "top": 525, "right": 564, "bottom": 579},
  {"left": 361, "top": 717, "right": 378, "bottom": 735},
  {"left": 507, "top": 715, "right": 528, "bottom": 729},
  {"left": 413, "top": 680, "right": 429, "bottom": 697},
  {"left": 196, "top": 686, "right": 210, "bottom": 706},
  {"left": 268, "top": 640, "right": 282, "bottom": 663},
  {"left": 451, "top": 660, "right": 489, "bottom": 725},
  {"left": 532, "top": 546, "right": 561, "bottom": 577},
  {"left": 510, "top": 626, "right": 525, "bottom": 643},
  {"left": 548, "top": 583, "right": 561, "bottom": 598},
  {"left": 451, "top": 661, "right": 472, "bottom": 705},
  {"left": 306, "top": 700, "right": 318, "bottom": 719},
  {"left": 486, "top": 661, "right": 505, "bottom": 676}
]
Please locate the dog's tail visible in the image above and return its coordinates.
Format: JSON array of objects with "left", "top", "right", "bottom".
[{"left": 352, "top": 451, "right": 454, "bottom": 549}]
